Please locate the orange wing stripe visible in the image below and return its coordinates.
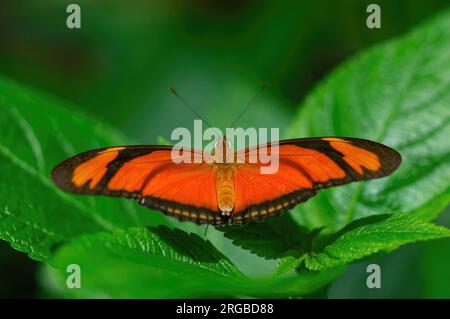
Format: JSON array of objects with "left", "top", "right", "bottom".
[
  {"left": 325, "top": 139, "right": 381, "bottom": 174},
  {"left": 142, "top": 165, "right": 217, "bottom": 211},
  {"left": 72, "top": 147, "right": 124, "bottom": 189},
  {"left": 107, "top": 150, "right": 218, "bottom": 211},
  {"left": 107, "top": 150, "right": 172, "bottom": 192},
  {"left": 279, "top": 145, "right": 346, "bottom": 182},
  {"left": 234, "top": 162, "right": 310, "bottom": 212},
  {"left": 233, "top": 145, "right": 345, "bottom": 212}
]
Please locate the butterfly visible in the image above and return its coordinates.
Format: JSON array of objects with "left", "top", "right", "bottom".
[{"left": 51, "top": 136, "right": 401, "bottom": 226}]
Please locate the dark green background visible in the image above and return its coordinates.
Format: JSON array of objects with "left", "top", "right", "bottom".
[{"left": 0, "top": 0, "right": 449, "bottom": 298}]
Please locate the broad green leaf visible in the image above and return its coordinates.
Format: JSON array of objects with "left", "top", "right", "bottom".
[
  {"left": 0, "top": 76, "right": 168, "bottom": 261},
  {"left": 301, "top": 214, "right": 450, "bottom": 271},
  {"left": 220, "top": 214, "right": 313, "bottom": 259},
  {"left": 287, "top": 9, "right": 450, "bottom": 231},
  {"left": 272, "top": 255, "right": 303, "bottom": 276},
  {"left": 48, "top": 226, "right": 343, "bottom": 298},
  {"left": 327, "top": 208, "right": 450, "bottom": 299}
]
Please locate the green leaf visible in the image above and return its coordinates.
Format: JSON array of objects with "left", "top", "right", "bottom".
[
  {"left": 220, "top": 214, "right": 313, "bottom": 259},
  {"left": 287, "top": 10, "right": 450, "bottom": 230},
  {"left": 272, "top": 255, "right": 303, "bottom": 276},
  {"left": 48, "top": 226, "right": 342, "bottom": 298},
  {"left": 49, "top": 226, "right": 243, "bottom": 298},
  {"left": 301, "top": 214, "right": 450, "bottom": 271},
  {"left": 0, "top": 76, "right": 168, "bottom": 261}
]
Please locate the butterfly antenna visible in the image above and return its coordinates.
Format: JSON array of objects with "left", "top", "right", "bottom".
[
  {"left": 170, "top": 86, "right": 213, "bottom": 128},
  {"left": 228, "top": 82, "right": 268, "bottom": 128},
  {"left": 203, "top": 224, "right": 210, "bottom": 237}
]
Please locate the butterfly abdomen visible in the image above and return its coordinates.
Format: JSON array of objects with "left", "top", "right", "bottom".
[{"left": 214, "top": 164, "right": 235, "bottom": 217}]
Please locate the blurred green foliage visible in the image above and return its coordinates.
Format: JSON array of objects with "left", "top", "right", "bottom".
[
  {"left": 1, "top": 0, "right": 449, "bottom": 138},
  {"left": 0, "top": 0, "right": 449, "bottom": 298}
]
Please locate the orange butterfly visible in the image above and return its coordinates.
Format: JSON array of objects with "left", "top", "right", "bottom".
[{"left": 51, "top": 136, "right": 401, "bottom": 226}]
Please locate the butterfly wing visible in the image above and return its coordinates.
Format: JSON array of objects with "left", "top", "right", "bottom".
[
  {"left": 52, "top": 137, "right": 401, "bottom": 226},
  {"left": 231, "top": 137, "right": 401, "bottom": 224},
  {"left": 51, "top": 146, "right": 223, "bottom": 224}
]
